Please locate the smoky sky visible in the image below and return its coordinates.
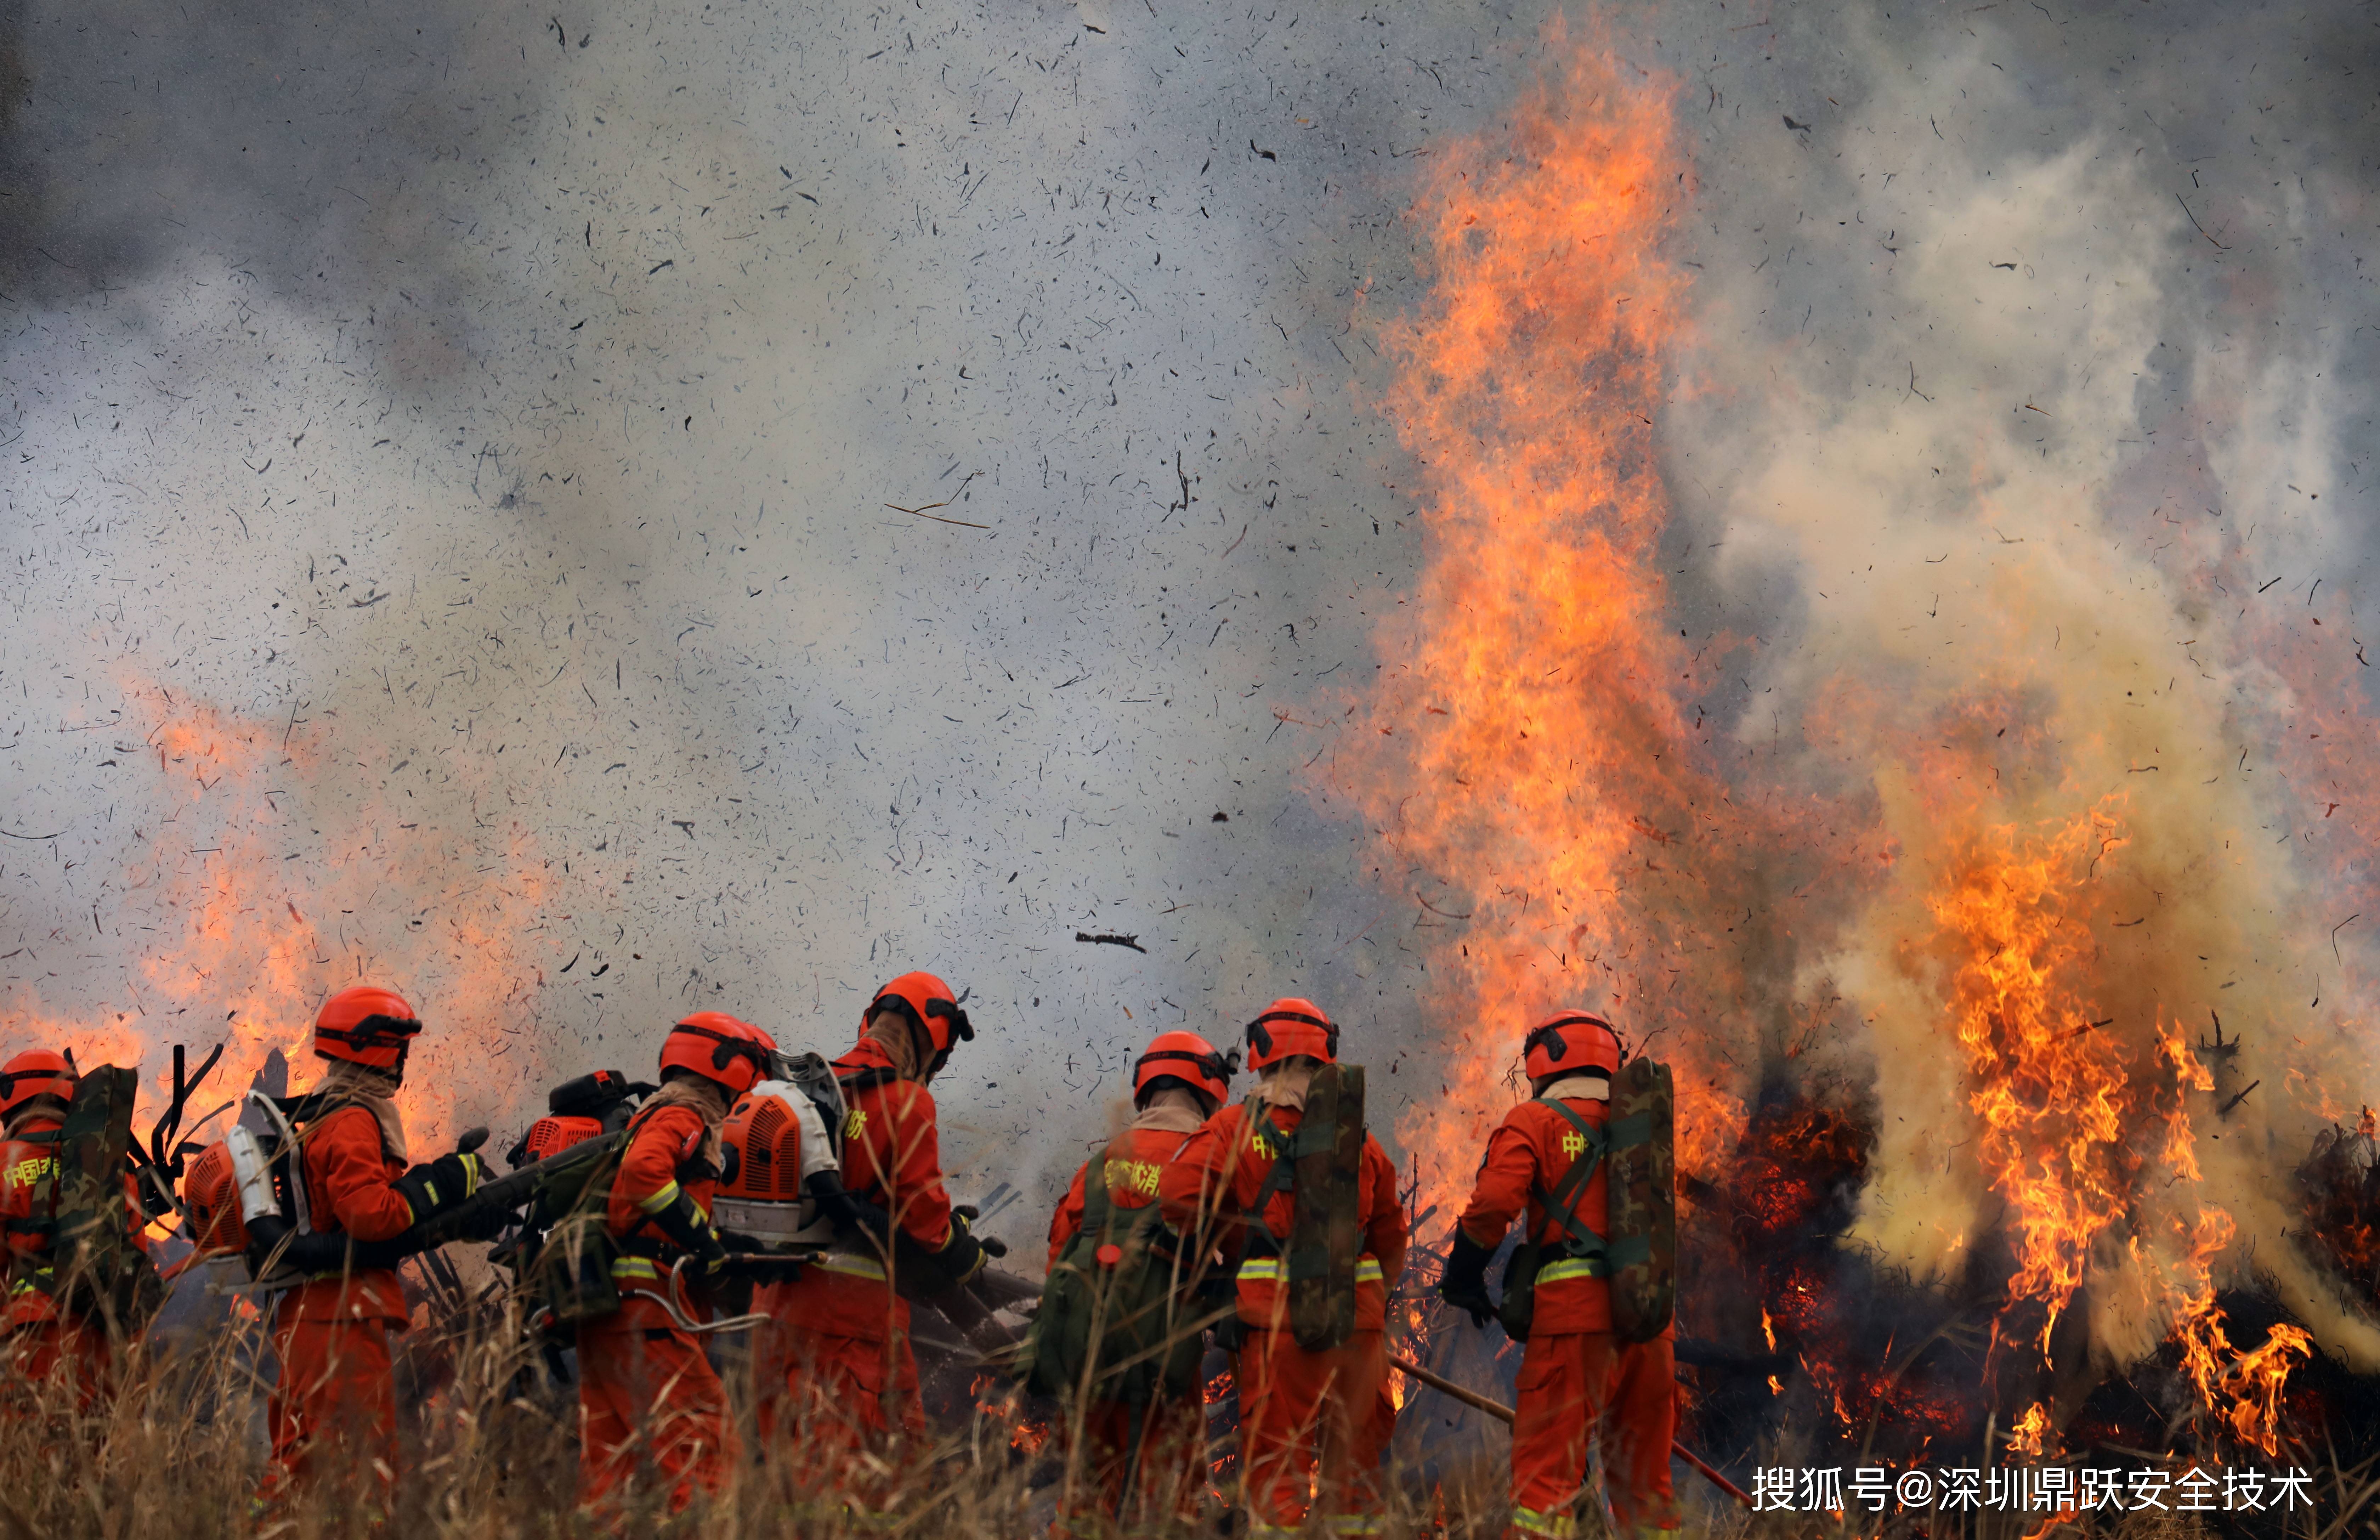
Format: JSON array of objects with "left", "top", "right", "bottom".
[
  {"left": 6, "top": 0, "right": 2380, "bottom": 1232},
  {"left": 0, "top": 0, "right": 554, "bottom": 305}
]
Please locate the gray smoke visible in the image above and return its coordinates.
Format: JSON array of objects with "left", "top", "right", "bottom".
[{"left": 0, "top": 0, "right": 1518, "bottom": 1210}]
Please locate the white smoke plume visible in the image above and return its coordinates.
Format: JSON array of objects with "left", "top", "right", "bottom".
[{"left": 1665, "top": 4, "right": 2380, "bottom": 1370}]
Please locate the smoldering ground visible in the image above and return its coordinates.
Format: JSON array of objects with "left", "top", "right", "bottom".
[{"left": 5, "top": 0, "right": 2380, "bottom": 1322}]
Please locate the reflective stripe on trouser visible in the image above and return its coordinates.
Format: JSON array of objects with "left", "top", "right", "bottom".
[
  {"left": 576, "top": 1294, "right": 737, "bottom": 1514},
  {"left": 1236, "top": 1325, "right": 1393, "bottom": 1531},
  {"left": 809, "top": 1251, "right": 888, "bottom": 1281},
  {"left": 1511, "top": 1505, "right": 1579, "bottom": 1538},
  {"left": 1508, "top": 1332, "right": 1678, "bottom": 1538}
]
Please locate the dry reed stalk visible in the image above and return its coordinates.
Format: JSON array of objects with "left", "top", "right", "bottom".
[{"left": 0, "top": 1286, "right": 1945, "bottom": 1540}]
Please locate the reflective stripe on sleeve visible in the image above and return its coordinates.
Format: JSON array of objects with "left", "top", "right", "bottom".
[
  {"left": 1236, "top": 1256, "right": 1386, "bottom": 1284},
  {"left": 636, "top": 1179, "right": 681, "bottom": 1215}
]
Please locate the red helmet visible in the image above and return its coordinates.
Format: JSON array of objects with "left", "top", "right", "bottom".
[
  {"left": 0, "top": 1050, "right": 75, "bottom": 1119},
  {"left": 865, "top": 972, "right": 973, "bottom": 1066},
  {"left": 313, "top": 985, "right": 423, "bottom": 1073},
  {"left": 1524, "top": 1010, "right": 1622, "bottom": 1082},
  {"left": 1133, "top": 1031, "right": 1239, "bottom": 1109},
  {"left": 1244, "top": 997, "right": 1337, "bottom": 1071},
  {"left": 661, "top": 1012, "right": 778, "bottom": 1098}
]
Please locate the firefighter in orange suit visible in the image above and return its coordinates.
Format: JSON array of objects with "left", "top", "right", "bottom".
[
  {"left": 1045, "top": 1030, "right": 1239, "bottom": 1529},
  {"left": 1159, "top": 998, "right": 1407, "bottom": 1539},
  {"left": 1438, "top": 1010, "right": 1677, "bottom": 1540},
  {"left": 266, "top": 985, "right": 484, "bottom": 1502},
  {"left": 755, "top": 972, "right": 997, "bottom": 1491},
  {"left": 575, "top": 1012, "right": 765, "bottom": 1511},
  {"left": 0, "top": 1049, "right": 143, "bottom": 1409}
]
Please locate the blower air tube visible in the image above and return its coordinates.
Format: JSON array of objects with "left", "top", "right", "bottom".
[{"left": 241, "top": 1212, "right": 405, "bottom": 1280}]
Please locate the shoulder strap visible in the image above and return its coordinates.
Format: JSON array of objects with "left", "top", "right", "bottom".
[
  {"left": 1081, "top": 1149, "right": 1113, "bottom": 1240},
  {"left": 571, "top": 1105, "right": 649, "bottom": 1236},
  {"left": 1531, "top": 1098, "right": 1609, "bottom": 1257},
  {"left": 284, "top": 1095, "right": 376, "bottom": 1167},
  {"left": 836, "top": 1065, "right": 901, "bottom": 1096},
  {"left": 1232, "top": 1098, "right": 1294, "bottom": 1264},
  {"left": 1231, "top": 1098, "right": 1338, "bottom": 1256}
]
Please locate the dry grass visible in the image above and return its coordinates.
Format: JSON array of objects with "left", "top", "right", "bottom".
[
  {"left": 0, "top": 1295, "right": 1531, "bottom": 1540},
  {"left": 0, "top": 1296, "right": 2343, "bottom": 1540}
]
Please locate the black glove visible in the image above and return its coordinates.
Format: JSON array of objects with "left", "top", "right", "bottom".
[
  {"left": 393, "top": 1151, "right": 486, "bottom": 1225},
  {"left": 244, "top": 1216, "right": 406, "bottom": 1279},
  {"left": 805, "top": 1171, "right": 888, "bottom": 1242},
  {"left": 950, "top": 1208, "right": 1002, "bottom": 1270},
  {"left": 892, "top": 1221, "right": 986, "bottom": 1298},
  {"left": 646, "top": 1188, "right": 728, "bottom": 1274},
  {"left": 453, "top": 1200, "right": 514, "bottom": 1244},
  {"left": 1439, "top": 1229, "right": 1498, "bottom": 1330}
]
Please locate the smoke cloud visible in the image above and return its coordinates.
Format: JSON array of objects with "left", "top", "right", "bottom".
[
  {"left": 1665, "top": 1, "right": 2380, "bottom": 1366},
  {"left": 2, "top": 0, "right": 1500, "bottom": 1196}
]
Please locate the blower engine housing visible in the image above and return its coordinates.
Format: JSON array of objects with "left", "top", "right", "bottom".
[
  {"left": 713, "top": 1053, "right": 845, "bottom": 1248},
  {"left": 182, "top": 1140, "right": 246, "bottom": 1256},
  {"left": 514, "top": 1114, "right": 605, "bottom": 1164}
]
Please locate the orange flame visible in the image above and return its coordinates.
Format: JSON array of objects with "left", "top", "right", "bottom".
[
  {"left": 5, "top": 682, "right": 568, "bottom": 1153},
  {"left": 1925, "top": 799, "right": 2143, "bottom": 1348},
  {"left": 2174, "top": 1268, "right": 2314, "bottom": 1460},
  {"left": 1333, "top": 20, "right": 1805, "bottom": 1221},
  {"left": 2006, "top": 1401, "right": 2050, "bottom": 1457},
  {"left": 1327, "top": 18, "right": 2328, "bottom": 1455}
]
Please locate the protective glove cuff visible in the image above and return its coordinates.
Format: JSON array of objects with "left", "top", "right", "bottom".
[{"left": 648, "top": 1187, "right": 727, "bottom": 1267}]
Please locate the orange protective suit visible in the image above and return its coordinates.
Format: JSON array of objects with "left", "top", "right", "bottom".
[
  {"left": 1046, "top": 1123, "right": 1208, "bottom": 1528},
  {"left": 753, "top": 1037, "right": 959, "bottom": 1484},
  {"left": 576, "top": 1098, "right": 738, "bottom": 1512},
  {"left": 1158, "top": 1099, "right": 1407, "bottom": 1539},
  {"left": 0, "top": 1111, "right": 143, "bottom": 1410},
  {"left": 266, "top": 1102, "right": 413, "bottom": 1501},
  {"left": 1457, "top": 1093, "right": 1677, "bottom": 1539}
]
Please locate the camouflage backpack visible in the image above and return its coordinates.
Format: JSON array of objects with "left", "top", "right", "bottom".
[
  {"left": 1023, "top": 1141, "right": 1207, "bottom": 1406},
  {"left": 18, "top": 1067, "right": 167, "bottom": 1334},
  {"left": 1234, "top": 1063, "right": 1368, "bottom": 1353},
  {"left": 1497, "top": 1055, "right": 1673, "bottom": 1344}
]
